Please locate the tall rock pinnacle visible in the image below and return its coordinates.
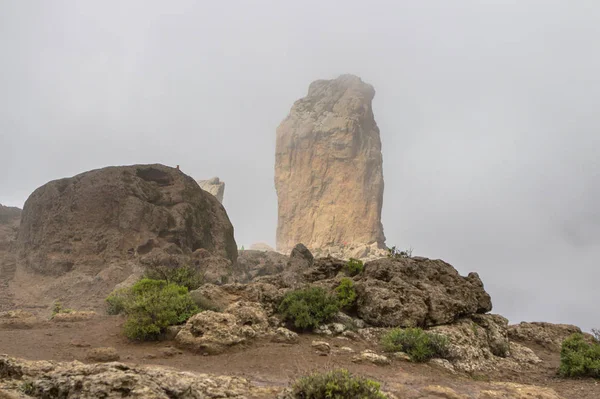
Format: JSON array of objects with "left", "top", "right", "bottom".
[{"left": 275, "top": 74, "right": 386, "bottom": 254}]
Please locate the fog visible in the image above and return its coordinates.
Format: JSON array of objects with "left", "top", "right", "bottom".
[{"left": 1, "top": 1, "right": 598, "bottom": 330}]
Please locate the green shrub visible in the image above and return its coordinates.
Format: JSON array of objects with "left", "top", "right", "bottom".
[
  {"left": 51, "top": 301, "right": 73, "bottom": 318},
  {"left": 290, "top": 369, "right": 388, "bottom": 399},
  {"left": 344, "top": 258, "right": 364, "bottom": 276},
  {"left": 278, "top": 286, "right": 339, "bottom": 330},
  {"left": 381, "top": 327, "right": 449, "bottom": 362},
  {"left": 106, "top": 278, "right": 198, "bottom": 341},
  {"left": 105, "top": 288, "right": 131, "bottom": 315},
  {"left": 559, "top": 333, "right": 600, "bottom": 378},
  {"left": 144, "top": 263, "right": 204, "bottom": 291},
  {"left": 335, "top": 278, "right": 357, "bottom": 309}
]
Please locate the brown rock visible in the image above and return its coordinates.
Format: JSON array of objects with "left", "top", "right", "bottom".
[
  {"left": 311, "top": 340, "right": 331, "bottom": 354},
  {"left": 355, "top": 257, "right": 492, "bottom": 327},
  {"left": 13, "top": 164, "right": 237, "bottom": 308},
  {"left": 275, "top": 74, "right": 385, "bottom": 253},
  {"left": 85, "top": 347, "right": 120, "bottom": 362}
]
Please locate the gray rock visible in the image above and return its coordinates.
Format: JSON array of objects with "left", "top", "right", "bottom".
[{"left": 356, "top": 258, "right": 492, "bottom": 327}]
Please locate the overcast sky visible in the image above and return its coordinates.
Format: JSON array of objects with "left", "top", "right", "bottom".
[{"left": 1, "top": 1, "right": 598, "bottom": 330}]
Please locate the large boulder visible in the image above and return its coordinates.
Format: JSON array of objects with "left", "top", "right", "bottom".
[
  {"left": 13, "top": 164, "right": 237, "bottom": 307},
  {"left": 275, "top": 74, "right": 386, "bottom": 254},
  {"left": 355, "top": 257, "right": 492, "bottom": 327}
]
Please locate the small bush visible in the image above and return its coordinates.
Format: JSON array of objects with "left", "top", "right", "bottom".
[
  {"left": 106, "top": 278, "right": 198, "bottom": 341},
  {"left": 290, "top": 369, "right": 388, "bottom": 399},
  {"left": 278, "top": 286, "right": 339, "bottom": 330},
  {"left": 344, "top": 258, "right": 364, "bottom": 276},
  {"left": 387, "top": 246, "right": 413, "bottom": 259},
  {"left": 105, "top": 288, "right": 130, "bottom": 315},
  {"left": 559, "top": 333, "right": 600, "bottom": 378},
  {"left": 381, "top": 327, "right": 449, "bottom": 362},
  {"left": 144, "top": 263, "right": 204, "bottom": 291},
  {"left": 51, "top": 301, "right": 73, "bottom": 318},
  {"left": 335, "top": 278, "right": 357, "bottom": 309}
]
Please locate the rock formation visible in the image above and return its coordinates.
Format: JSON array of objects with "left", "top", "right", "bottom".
[
  {"left": 197, "top": 177, "right": 225, "bottom": 203},
  {"left": 275, "top": 74, "right": 385, "bottom": 255},
  {"left": 13, "top": 164, "right": 237, "bottom": 308}
]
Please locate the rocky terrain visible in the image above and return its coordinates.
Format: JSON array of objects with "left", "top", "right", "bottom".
[
  {"left": 197, "top": 177, "right": 225, "bottom": 203},
  {"left": 275, "top": 75, "right": 386, "bottom": 259},
  {"left": 0, "top": 244, "right": 597, "bottom": 398}
]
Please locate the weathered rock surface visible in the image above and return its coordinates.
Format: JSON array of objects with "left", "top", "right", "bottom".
[
  {"left": 175, "top": 301, "right": 269, "bottom": 354},
  {"left": 0, "top": 355, "right": 276, "bottom": 398},
  {"left": 508, "top": 322, "right": 587, "bottom": 351},
  {"left": 196, "top": 177, "right": 225, "bottom": 203},
  {"left": 431, "top": 315, "right": 542, "bottom": 373},
  {"left": 275, "top": 74, "right": 385, "bottom": 253},
  {"left": 12, "top": 164, "right": 237, "bottom": 308},
  {"left": 355, "top": 257, "right": 492, "bottom": 327}
]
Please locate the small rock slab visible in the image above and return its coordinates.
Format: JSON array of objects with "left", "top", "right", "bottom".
[
  {"left": 52, "top": 311, "right": 96, "bottom": 322},
  {"left": 351, "top": 350, "right": 390, "bottom": 365},
  {"left": 271, "top": 327, "right": 299, "bottom": 344},
  {"left": 86, "top": 347, "right": 120, "bottom": 363},
  {"left": 311, "top": 340, "right": 331, "bottom": 355}
]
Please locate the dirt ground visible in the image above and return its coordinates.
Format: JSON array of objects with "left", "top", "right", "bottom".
[{"left": 1, "top": 315, "right": 599, "bottom": 399}]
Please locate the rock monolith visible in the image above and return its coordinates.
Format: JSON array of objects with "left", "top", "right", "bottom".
[{"left": 275, "top": 74, "right": 385, "bottom": 254}]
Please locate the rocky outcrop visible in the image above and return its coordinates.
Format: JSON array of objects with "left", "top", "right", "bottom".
[
  {"left": 0, "top": 355, "right": 276, "bottom": 398},
  {"left": 508, "top": 322, "right": 588, "bottom": 351},
  {"left": 175, "top": 301, "right": 269, "bottom": 354},
  {"left": 431, "top": 315, "right": 542, "bottom": 373},
  {"left": 275, "top": 74, "right": 385, "bottom": 254},
  {"left": 197, "top": 177, "right": 225, "bottom": 203},
  {"left": 355, "top": 257, "right": 492, "bottom": 327},
  {"left": 13, "top": 164, "right": 237, "bottom": 308}
]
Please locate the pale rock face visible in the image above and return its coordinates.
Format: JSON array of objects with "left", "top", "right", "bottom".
[
  {"left": 275, "top": 74, "right": 385, "bottom": 253},
  {"left": 197, "top": 177, "right": 225, "bottom": 203}
]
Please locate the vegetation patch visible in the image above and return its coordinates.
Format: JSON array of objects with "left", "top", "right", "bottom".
[
  {"left": 387, "top": 246, "right": 413, "bottom": 259},
  {"left": 51, "top": 301, "right": 73, "bottom": 319},
  {"left": 144, "top": 263, "right": 204, "bottom": 291},
  {"left": 290, "top": 369, "right": 388, "bottom": 399},
  {"left": 106, "top": 278, "right": 198, "bottom": 341},
  {"left": 344, "top": 258, "right": 364, "bottom": 276},
  {"left": 381, "top": 327, "right": 450, "bottom": 362},
  {"left": 278, "top": 286, "right": 339, "bottom": 330},
  {"left": 559, "top": 333, "right": 600, "bottom": 378},
  {"left": 335, "top": 278, "right": 357, "bottom": 309}
]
